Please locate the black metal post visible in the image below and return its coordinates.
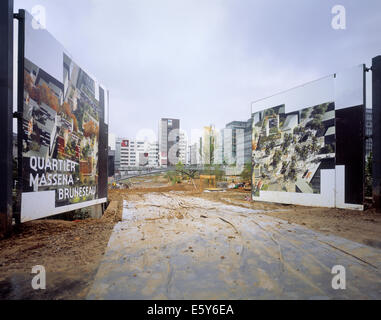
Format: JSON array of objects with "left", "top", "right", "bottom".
[
  {"left": 14, "top": 9, "right": 25, "bottom": 225},
  {"left": 0, "top": 0, "right": 14, "bottom": 237},
  {"left": 372, "top": 56, "right": 381, "bottom": 212}
]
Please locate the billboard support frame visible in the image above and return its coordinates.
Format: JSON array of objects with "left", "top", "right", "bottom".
[
  {"left": 362, "top": 64, "right": 367, "bottom": 208},
  {"left": 0, "top": 0, "right": 14, "bottom": 237},
  {"left": 13, "top": 9, "right": 25, "bottom": 225},
  {"left": 372, "top": 56, "right": 381, "bottom": 212}
]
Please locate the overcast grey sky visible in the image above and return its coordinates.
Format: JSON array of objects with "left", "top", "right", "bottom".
[{"left": 14, "top": 0, "right": 381, "bottom": 142}]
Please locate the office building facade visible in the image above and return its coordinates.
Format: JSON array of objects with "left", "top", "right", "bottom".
[
  {"left": 115, "top": 138, "right": 147, "bottom": 171},
  {"left": 159, "top": 118, "right": 180, "bottom": 167},
  {"left": 179, "top": 131, "right": 188, "bottom": 164},
  {"left": 148, "top": 141, "right": 160, "bottom": 168}
]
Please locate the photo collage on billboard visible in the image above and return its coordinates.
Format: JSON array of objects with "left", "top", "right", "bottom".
[
  {"left": 20, "top": 11, "right": 109, "bottom": 222},
  {"left": 251, "top": 67, "right": 365, "bottom": 210},
  {"left": 252, "top": 102, "right": 336, "bottom": 196}
]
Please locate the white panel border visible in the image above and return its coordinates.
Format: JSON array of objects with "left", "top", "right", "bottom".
[
  {"left": 253, "top": 169, "right": 336, "bottom": 208},
  {"left": 252, "top": 76, "right": 335, "bottom": 115},
  {"left": 21, "top": 191, "right": 107, "bottom": 223}
]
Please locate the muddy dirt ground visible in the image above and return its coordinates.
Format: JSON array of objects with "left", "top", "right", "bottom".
[
  {"left": 0, "top": 175, "right": 380, "bottom": 299},
  {"left": 89, "top": 192, "right": 381, "bottom": 299},
  {"left": 0, "top": 201, "right": 122, "bottom": 300},
  {"left": 198, "top": 190, "right": 381, "bottom": 249},
  {"left": 114, "top": 176, "right": 381, "bottom": 249}
]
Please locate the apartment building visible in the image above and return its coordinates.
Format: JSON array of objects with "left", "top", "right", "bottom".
[{"left": 115, "top": 138, "right": 147, "bottom": 171}]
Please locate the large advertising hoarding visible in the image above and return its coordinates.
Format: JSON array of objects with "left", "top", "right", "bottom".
[
  {"left": 252, "top": 66, "right": 365, "bottom": 210},
  {"left": 20, "top": 12, "right": 109, "bottom": 222}
]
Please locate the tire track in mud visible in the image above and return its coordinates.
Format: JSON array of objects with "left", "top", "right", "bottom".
[
  {"left": 250, "top": 219, "right": 285, "bottom": 273},
  {"left": 158, "top": 193, "right": 252, "bottom": 296},
  {"left": 256, "top": 217, "right": 379, "bottom": 273},
  {"left": 208, "top": 204, "right": 324, "bottom": 296},
  {"left": 204, "top": 208, "right": 295, "bottom": 297},
  {"left": 191, "top": 207, "right": 252, "bottom": 297},
  {"left": 215, "top": 210, "right": 329, "bottom": 296},
  {"left": 245, "top": 216, "right": 378, "bottom": 298},
  {"left": 249, "top": 220, "right": 329, "bottom": 296},
  {"left": 160, "top": 193, "right": 213, "bottom": 220},
  {"left": 239, "top": 212, "right": 337, "bottom": 273},
  {"left": 137, "top": 193, "right": 210, "bottom": 297},
  {"left": 167, "top": 195, "right": 258, "bottom": 275},
  {"left": 133, "top": 194, "right": 333, "bottom": 296},
  {"left": 90, "top": 192, "right": 381, "bottom": 299},
  {"left": 166, "top": 260, "right": 174, "bottom": 299}
]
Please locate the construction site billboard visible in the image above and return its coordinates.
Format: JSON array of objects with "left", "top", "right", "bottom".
[
  {"left": 20, "top": 11, "right": 109, "bottom": 222},
  {"left": 251, "top": 65, "right": 365, "bottom": 210}
]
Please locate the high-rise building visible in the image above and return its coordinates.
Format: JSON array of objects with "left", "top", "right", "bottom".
[
  {"left": 115, "top": 138, "right": 121, "bottom": 170},
  {"left": 214, "top": 130, "right": 224, "bottom": 165},
  {"left": 108, "top": 147, "right": 115, "bottom": 177},
  {"left": 158, "top": 118, "right": 180, "bottom": 167},
  {"left": 115, "top": 138, "right": 147, "bottom": 171},
  {"left": 222, "top": 128, "right": 235, "bottom": 165},
  {"left": 179, "top": 131, "right": 188, "bottom": 164},
  {"left": 244, "top": 117, "right": 254, "bottom": 164},
  {"left": 186, "top": 145, "right": 191, "bottom": 165},
  {"left": 189, "top": 141, "right": 202, "bottom": 165},
  {"left": 201, "top": 125, "right": 218, "bottom": 165},
  {"left": 148, "top": 141, "right": 160, "bottom": 168},
  {"left": 219, "top": 118, "right": 253, "bottom": 166},
  {"left": 108, "top": 133, "right": 116, "bottom": 151},
  {"left": 225, "top": 121, "right": 246, "bottom": 166}
]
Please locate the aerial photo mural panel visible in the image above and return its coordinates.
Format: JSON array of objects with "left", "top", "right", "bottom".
[
  {"left": 252, "top": 102, "right": 336, "bottom": 196},
  {"left": 251, "top": 68, "right": 365, "bottom": 210},
  {"left": 20, "top": 11, "right": 109, "bottom": 222}
]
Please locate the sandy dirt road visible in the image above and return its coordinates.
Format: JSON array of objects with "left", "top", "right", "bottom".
[{"left": 88, "top": 192, "right": 381, "bottom": 300}]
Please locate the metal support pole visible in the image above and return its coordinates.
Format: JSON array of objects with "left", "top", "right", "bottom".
[
  {"left": 14, "top": 9, "right": 25, "bottom": 225},
  {"left": 0, "top": 0, "right": 14, "bottom": 237},
  {"left": 372, "top": 56, "right": 381, "bottom": 212}
]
